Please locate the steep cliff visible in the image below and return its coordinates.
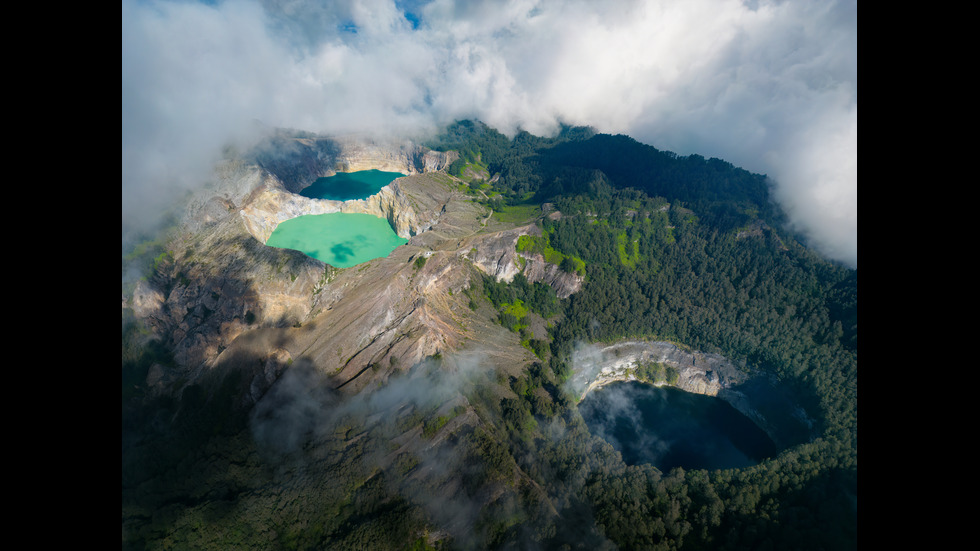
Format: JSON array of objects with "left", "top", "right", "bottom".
[
  {"left": 568, "top": 340, "right": 814, "bottom": 449},
  {"left": 248, "top": 133, "right": 456, "bottom": 194},
  {"left": 569, "top": 341, "right": 744, "bottom": 400},
  {"left": 467, "top": 223, "right": 583, "bottom": 298},
  {"left": 126, "top": 132, "right": 556, "bottom": 403},
  {"left": 240, "top": 175, "right": 440, "bottom": 242}
]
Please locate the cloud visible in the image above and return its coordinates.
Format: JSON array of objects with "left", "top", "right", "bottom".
[
  {"left": 578, "top": 381, "right": 673, "bottom": 467},
  {"left": 247, "top": 350, "right": 504, "bottom": 544},
  {"left": 122, "top": 0, "right": 856, "bottom": 267},
  {"left": 249, "top": 348, "right": 491, "bottom": 456}
]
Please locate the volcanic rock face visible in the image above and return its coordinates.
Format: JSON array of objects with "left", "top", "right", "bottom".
[
  {"left": 515, "top": 251, "right": 583, "bottom": 299},
  {"left": 238, "top": 134, "right": 459, "bottom": 243},
  {"left": 133, "top": 206, "right": 328, "bottom": 387},
  {"left": 570, "top": 341, "right": 744, "bottom": 400},
  {"left": 248, "top": 134, "right": 456, "bottom": 194},
  {"left": 126, "top": 131, "right": 569, "bottom": 402},
  {"left": 467, "top": 224, "right": 583, "bottom": 298},
  {"left": 239, "top": 174, "right": 448, "bottom": 243}
]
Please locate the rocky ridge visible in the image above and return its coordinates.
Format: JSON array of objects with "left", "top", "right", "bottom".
[
  {"left": 467, "top": 223, "right": 583, "bottom": 298},
  {"left": 569, "top": 341, "right": 744, "bottom": 399},
  {"left": 240, "top": 176, "right": 441, "bottom": 243},
  {"left": 127, "top": 132, "right": 581, "bottom": 402},
  {"left": 248, "top": 133, "right": 457, "bottom": 194}
]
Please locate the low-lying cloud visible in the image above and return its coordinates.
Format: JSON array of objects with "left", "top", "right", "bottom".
[{"left": 122, "top": 0, "right": 856, "bottom": 267}]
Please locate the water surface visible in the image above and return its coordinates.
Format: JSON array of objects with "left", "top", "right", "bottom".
[
  {"left": 266, "top": 212, "right": 407, "bottom": 268},
  {"left": 579, "top": 381, "right": 776, "bottom": 472},
  {"left": 299, "top": 170, "right": 406, "bottom": 201}
]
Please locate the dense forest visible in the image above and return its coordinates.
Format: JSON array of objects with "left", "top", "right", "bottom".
[
  {"left": 430, "top": 120, "right": 857, "bottom": 549},
  {"left": 122, "top": 120, "right": 856, "bottom": 550}
]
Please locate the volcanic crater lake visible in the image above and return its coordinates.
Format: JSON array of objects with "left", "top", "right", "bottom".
[
  {"left": 265, "top": 212, "right": 408, "bottom": 268},
  {"left": 580, "top": 381, "right": 777, "bottom": 472},
  {"left": 299, "top": 169, "right": 406, "bottom": 201}
]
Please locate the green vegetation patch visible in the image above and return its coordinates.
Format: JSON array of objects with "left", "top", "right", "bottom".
[
  {"left": 516, "top": 231, "right": 586, "bottom": 277},
  {"left": 447, "top": 148, "right": 490, "bottom": 183},
  {"left": 498, "top": 299, "right": 529, "bottom": 332},
  {"left": 483, "top": 273, "right": 561, "bottom": 335},
  {"left": 501, "top": 299, "right": 529, "bottom": 320},
  {"left": 616, "top": 230, "right": 641, "bottom": 268},
  {"left": 558, "top": 255, "right": 586, "bottom": 276},
  {"left": 421, "top": 404, "right": 467, "bottom": 439},
  {"left": 491, "top": 201, "right": 540, "bottom": 225},
  {"left": 626, "top": 360, "right": 679, "bottom": 385}
]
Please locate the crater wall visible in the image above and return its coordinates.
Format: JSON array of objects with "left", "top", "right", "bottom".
[
  {"left": 248, "top": 134, "right": 455, "bottom": 193},
  {"left": 570, "top": 340, "right": 814, "bottom": 449}
]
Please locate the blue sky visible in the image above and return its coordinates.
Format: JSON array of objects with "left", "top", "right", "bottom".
[{"left": 123, "top": 0, "right": 856, "bottom": 267}]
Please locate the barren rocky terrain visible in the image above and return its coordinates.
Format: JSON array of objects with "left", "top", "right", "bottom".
[{"left": 126, "top": 133, "right": 582, "bottom": 403}]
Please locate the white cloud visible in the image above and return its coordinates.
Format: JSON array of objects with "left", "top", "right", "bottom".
[{"left": 122, "top": 0, "right": 856, "bottom": 266}]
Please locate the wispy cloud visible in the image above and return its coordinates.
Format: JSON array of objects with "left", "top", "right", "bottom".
[{"left": 122, "top": 0, "right": 856, "bottom": 266}]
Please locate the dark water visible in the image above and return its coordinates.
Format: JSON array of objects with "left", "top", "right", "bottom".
[
  {"left": 299, "top": 170, "right": 405, "bottom": 201},
  {"left": 579, "top": 381, "right": 777, "bottom": 472}
]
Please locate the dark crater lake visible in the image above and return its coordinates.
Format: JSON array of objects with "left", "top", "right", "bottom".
[
  {"left": 299, "top": 169, "right": 406, "bottom": 201},
  {"left": 579, "top": 381, "right": 777, "bottom": 472}
]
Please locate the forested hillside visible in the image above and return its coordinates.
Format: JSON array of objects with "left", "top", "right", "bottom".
[{"left": 428, "top": 120, "right": 857, "bottom": 549}]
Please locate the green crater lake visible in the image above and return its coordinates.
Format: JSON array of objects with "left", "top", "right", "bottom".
[
  {"left": 266, "top": 212, "right": 408, "bottom": 268},
  {"left": 299, "top": 169, "right": 406, "bottom": 201}
]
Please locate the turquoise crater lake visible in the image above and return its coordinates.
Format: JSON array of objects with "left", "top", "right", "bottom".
[
  {"left": 266, "top": 212, "right": 408, "bottom": 268},
  {"left": 299, "top": 169, "right": 406, "bottom": 201}
]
